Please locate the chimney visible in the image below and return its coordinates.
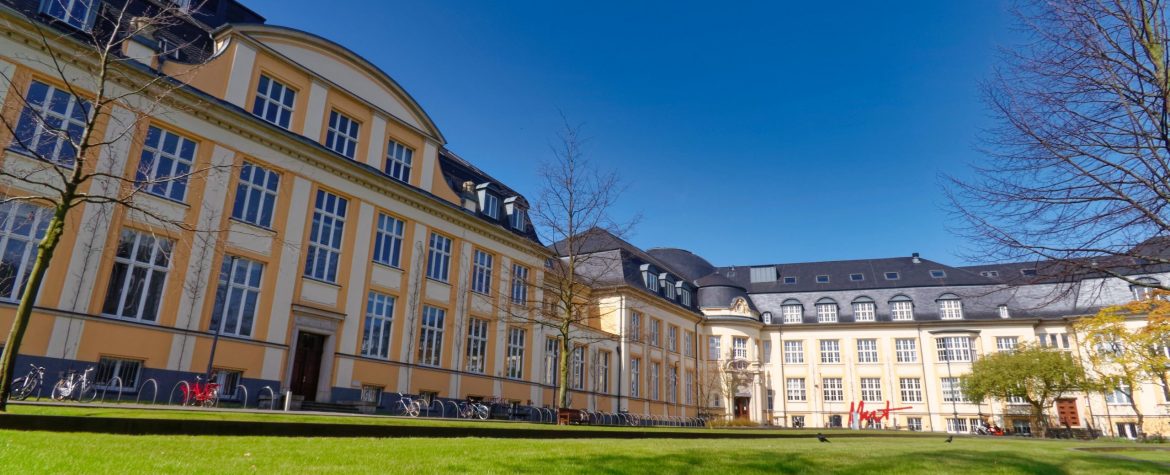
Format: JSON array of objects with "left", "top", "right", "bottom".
[{"left": 911, "top": 253, "right": 921, "bottom": 264}]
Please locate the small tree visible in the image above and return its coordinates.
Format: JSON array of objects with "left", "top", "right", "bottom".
[
  {"left": 517, "top": 118, "right": 634, "bottom": 409},
  {"left": 0, "top": 2, "right": 228, "bottom": 409},
  {"left": 1073, "top": 293, "right": 1170, "bottom": 437},
  {"left": 963, "top": 345, "right": 1087, "bottom": 437}
]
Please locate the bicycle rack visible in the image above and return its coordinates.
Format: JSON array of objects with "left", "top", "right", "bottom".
[
  {"left": 235, "top": 384, "right": 248, "bottom": 408},
  {"left": 99, "top": 376, "right": 123, "bottom": 403},
  {"left": 425, "top": 399, "right": 443, "bottom": 418},
  {"left": 135, "top": 378, "right": 159, "bottom": 405},
  {"left": 540, "top": 407, "right": 554, "bottom": 424},
  {"left": 259, "top": 386, "right": 276, "bottom": 410},
  {"left": 169, "top": 381, "right": 191, "bottom": 405}
]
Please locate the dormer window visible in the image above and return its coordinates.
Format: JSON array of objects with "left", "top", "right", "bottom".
[
  {"left": 998, "top": 305, "right": 1010, "bottom": 319},
  {"left": 482, "top": 193, "right": 499, "bottom": 219},
  {"left": 938, "top": 294, "right": 963, "bottom": 320},
  {"left": 1131, "top": 277, "right": 1160, "bottom": 301},
  {"left": 42, "top": 0, "right": 98, "bottom": 31},
  {"left": 980, "top": 270, "right": 1000, "bottom": 278},
  {"left": 762, "top": 312, "right": 773, "bottom": 324},
  {"left": 930, "top": 270, "right": 947, "bottom": 279},
  {"left": 662, "top": 275, "right": 676, "bottom": 299},
  {"left": 678, "top": 283, "right": 692, "bottom": 307},
  {"left": 816, "top": 275, "right": 830, "bottom": 284},
  {"left": 641, "top": 264, "right": 659, "bottom": 292},
  {"left": 783, "top": 276, "right": 797, "bottom": 284},
  {"left": 884, "top": 272, "right": 900, "bottom": 280},
  {"left": 1020, "top": 268, "right": 1037, "bottom": 277},
  {"left": 504, "top": 196, "right": 528, "bottom": 231},
  {"left": 849, "top": 273, "right": 864, "bottom": 282}
]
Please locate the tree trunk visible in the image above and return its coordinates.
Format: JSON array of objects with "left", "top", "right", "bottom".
[
  {"left": 1031, "top": 403, "right": 1048, "bottom": 438},
  {"left": 557, "top": 332, "right": 571, "bottom": 409},
  {"left": 1129, "top": 400, "right": 1146, "bottom": 439},
  {"left": 0, "top": 204, "right": 68, "bottom": 411}
]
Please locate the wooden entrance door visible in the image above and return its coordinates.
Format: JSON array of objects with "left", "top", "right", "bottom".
[
  {"left": 1055, "top": 398, "right": 1079, "bottom": 426},
  {"left": 733, "top": 397, "right": 750, "bottom": 419},
  {"left": 291, "top": 331, "right": 325, "bottom": 402}
]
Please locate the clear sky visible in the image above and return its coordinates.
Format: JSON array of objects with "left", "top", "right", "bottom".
[{"left": 244, "top": 0, "right": 1014, "bottom": 267}]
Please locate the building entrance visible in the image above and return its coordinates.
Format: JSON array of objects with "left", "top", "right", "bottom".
[
  {"left": 733, "top": 396, "right": 751, "bottom": 419},
  {"left": 290, "top": 331, "right": 325, "bottom": 402}
]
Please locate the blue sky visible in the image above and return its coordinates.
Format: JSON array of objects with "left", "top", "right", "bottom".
[{"left": 245, "top": 0, "right": 1013, "bottom": 267}]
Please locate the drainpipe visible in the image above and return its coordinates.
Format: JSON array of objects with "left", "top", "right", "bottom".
[
  {"left": 916, "top": 325, "right": 935, "bottom": 432},
  {"left": 617, "top": 295, "right": 626, "bottom": 412}
]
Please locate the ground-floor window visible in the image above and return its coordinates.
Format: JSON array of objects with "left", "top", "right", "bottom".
[
  {"left": 946, "top": 418, "right": 968, "bottom": 433},
  {"left": 828, "top": 415, "right": 842, "bottom": 428},
  {"left": 1011, "top": 419, "right": 1032, "bottom": 435},
  {"left": 361, "top": 385, "right": 383, "bottom": 406},
  {"left": 907, "top": 417, "right": 922, "bottom": 431},
  {"left": 95, "top": 357, "right": 142, "bottom": 391},
  {"left": 213, "top": 369, "right": 242, "bottom": 399},
  {"left": 419, "top": 390, "right": 439, "bottom": 405},
  {"left": 1116, "top": 422, "right": 1138, "bottom": 439},
  {"left": 791, "top": 415, "right": 805, "bottom": 428}
]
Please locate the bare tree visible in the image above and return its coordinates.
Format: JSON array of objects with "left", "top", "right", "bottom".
[
  {"left": 507, "top": 118, "right": 635, "bottom": 410},
  {"left": 0, "top": 1, "right": 230, "bottom": 409},
  {"left": 949, "top": 0, "right": 1170, "bottom": 289}
]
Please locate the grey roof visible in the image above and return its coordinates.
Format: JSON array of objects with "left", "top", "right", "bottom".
[
  {"left": 436, "top": 148, "right": 540, "bottom": 244},
  {"left": 716, "top": 256, "right": 998, "bottom": 294},
  {"left": 645, "top": 248, "right": 716, "bottom": 281}
]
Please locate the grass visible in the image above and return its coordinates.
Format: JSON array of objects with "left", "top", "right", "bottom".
[
  {"left": 1, "top": 429, "right": 1167, "bottom": 474},
  {"left": 3, "top": 403, "right": 1168, "bottom": 473}
]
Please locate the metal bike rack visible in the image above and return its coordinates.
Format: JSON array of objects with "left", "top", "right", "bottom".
[
  {"left": 425, "top": 398, "right": 443, "bottom": 418},
  {"left": 135, "top": 378, "right": 159, "bottom": 405},
  {"left": 235, "top": 384, "right": 248, "bottom": 408},
  {"left": 99, "top": 376, "right": 123, "bottom": 403},
  {"left": 540, "top": 407, "right": 554, "bottom": 424},
  {"left": 259, "top": 386, "right": 277, "bottom": 410},
  {"left": 169, "top": 381, "right": 191, "bottom": 405}
]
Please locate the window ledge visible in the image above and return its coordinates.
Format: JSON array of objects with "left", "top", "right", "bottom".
[
  {"left": 302, "top": 275, "right": 341, "bottom": 288},
  {"left": 229, "top": 217, "right": 278, "bottom": 235}
]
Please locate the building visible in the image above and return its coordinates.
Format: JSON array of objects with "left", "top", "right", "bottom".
[{"left": 0, "top": 0, "right": 1165, "bottom": 437}]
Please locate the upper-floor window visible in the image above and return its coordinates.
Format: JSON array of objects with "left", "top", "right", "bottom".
[
  {"left": 822, "top": 377, "right": 844, "bottom": 402},
  {"left": 471, "top": 250, "right": 493, "bottom": 294},
  {"left": 936, "top": 336, "right": 974, "bottom": 362},
  {"left": 0, "top": 202, "right": 51, "bottom": 301},
  {"left": 649, "top": 319, "right": 661, "bottom": 347},
  {"left": 890, "top": 296, "right": 914, "bottom": 321},
  {"left": 667, "top": 325, "right": 678, "bottom": 352},
  {"left": 13, "top": 80, "right": 88, "bottom": 166},
  {"left": 663, "top": 277, "right": 676, "bottom": 300},
  {"left": 998, "top": 305, "right": 1010, "bottom": 319},
  {"left": 232, "top": 162, "right": 280, "bottom": 229},
  {"left": 938, "top": 295, "right": 963, "bottom": 320},
  {"left": 629, "top": 311, "right": 642, "bottom": 342},
  {"left": 679, "top": 284, "right": 692, "bottom": 307},
  {"left": 884, "top": 272, "right": 900, "bottom": 280},
  {"left": 941, "top": 377, "right": 970, "bottom": 403},
  {"left": 372, "top": 213, "right": 405, "bottom": 268},
  {"left": 417, "top": 305, "right": 445, "bottom": 367},
  {"left": 465, "top": 318, "right": 489, "bottom": 374},
  {"left": 570, "top": 346, "right": 585, "bottom": 390},
  {"left": 708, "top": 335, "right": 720, "bottom": 360},
  {"left": 304, "top": 190, "right": 347, "bottom": 282},
  {"left": 1131, "top": 277, "right": 1160, "bottom": 301},
  {"left": 508, "top": 205, "right": 527, "bottom": 231},
  {"left": 815, "top": 275, "right": 830, "bottom": 283},
  {"left": 506, "top": 327, "right": 525, "bottom": 379},
  {"left": 629, "top": 357, "right": 640, "bottom": 397},
  {"left": 783, "top": 340, "right": 804, "bottom": 364},
  {"left": 101, "top": 229, "right": 173, "bottom": 322},
  {"left": 481, "top": 193, "right": 499, "bottom": 219},
  {"left": 820, "top": 339, "right": 840, "bottom": 363},
  {"left": 325, "top": 110, "right": 359, "bottom": 159},
  {"left": 210, "top": 256, "right": 264, "bottom": 338},
  {"left": 860, "top": 378, "right": 882, "bottom": 402},
  {"left": 849, "top": 273, "right": 864, "bottom": 281},
  {"left": 815, "top": 300, "right": 838, "bottom": 323},
  {"left": 511, "top": 264, "right": 529, "bottom": 305},
  {"left": 384, "top": 140, "right": 413, "bottom": 183},
  {"left": 642, "top": 265, "right": 659, "bottom": 292},
  {"left": 252, "top": 75, "right": 296, "bottom": 129},
  {"left": 137, "top": 126, "right": 197, "bottom": 202},
  {"left": 786, "top": 378, "right": 807, "bottom": 402},
  {"left": 1038, "top": 333, "right": 1071, "bottom": 350},
  {"left": 782, "top": 302, "right": 803, "bottom": 323},
  {"left": 761, "top": 340, "right": 771, "bottom": 363},
  {"left": 852, "top": 299, "right": 875, "bottom": 322},
  {"left": 361, "top": 291, "right": 395, "bottom": 359},
  {"left": 930, "top": 270, "right": 947, "bottom": 279},
  {"left": 783, "top": 276, "right": 797, "bottom": 284},
  {"left": 42, "top": 0, "right": 96, "bottom": 31},
  {"left": 895, "top": 338, "right": 917, "bottom": 363},
  {"left": 683, "top": 330, "right": 695, "bottom": 356},
  {"left": 732, "top": 337, "right": 748, "bottom": 359},
  {"left": 426, "top": 232, "right": 452, "bottom": 282},
  {"left": 996, "top": 336, "right": 1018, "bottom": 352},
  {"left": 543, "top": 337, "right": 559, "bottom": 385},
  {"left": 856, "top": 339, "right": 878, "bottom": 363}
]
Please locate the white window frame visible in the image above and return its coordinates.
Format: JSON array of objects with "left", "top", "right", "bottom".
[
  {"left": 900, "top": 378, "right": 922, "bottom": 403},
  {"left": 137, "top": 126, "right": 197, "bottom": 202},
  {"left": 856, "top": 339, "right": 878, "bottom": 363},
  {"left": 650, "top": 319, "right": 661, "bottom": 347},
  {"left": 252, "top": 74, "right": 296, "bottom": 129},
  {"left": 629, "top": 358, "right": 640, "bottom": 398},
  {"left": 820, "top": 339, "right": 840, "bottom": 364},
  {"left": 996, "top": 336, "right": 1018, "bottom": 352},
  {"left": 941, "top": 377, "right": 969, "bottom": 403},
  {"left": 426, "top": 233, "right": 452, "bottom": 282},
  {"left": 570, "top": 346, "right": 585, "bottom": 390},
  {"left": 816, "top": 303, "right": 838, "bottom": 323},
  {"left": 629, "top": 312, "right": 642, "bottom": 342},
  {"left": 42, "top": 0, "right": 97, "bottom": 31},
  {"left": 211, "top": 256, "right": 264, "bottom": 338},
  {"left": 786, "top": 378, "right": 807, "bottom": 402},
  {"left": 509, "top": 206, "right": 527, "bottom": 231},
  {"left": 361, "top": 291, "right": 395, "bottom": 359},
  {"left": 649, "top": 362, "right": 660, "bottom": 400},
  {"left": 683, "top": 331, "right": 695, "bottom": 357},
  {"left": 506, "top": 327, "right": 525, "bottom": 379},
  {"left": 732, "top": 337, "right": 748, "bottom": 359},
  {"left": 385, "top": 139, "right": 413, "bottom": 183},
  {"left": 13, "top": 80, "right": 88, "bottom": 166},
  {"left": 304, "top": 190, "right": 347, "bottom": 283},
  {"left": 860, "top": 377, "right": 882, "bottom": 402},
  {"left": 782, "top": 304, "right": 803, "bottom": 324},
  {"left": 94, "top": 356, "right": 141, "bottom": 391},
  {"left": 667, "top": 325, "right": 678, "bottom": 352},
  {"left": 597, "top": 350, "right": 610, "bottom": 393},
  {"left": 232, "top": 162, "right": 280, "bottom": 229},
  {"left": 465, "top": 317, "right": 489, "bottom": 374},
  {"left": 937, "top": 337, "right": 974, "bottom": 362},
  {"left": 853, "top": 301, "right": 876, "bottom": 322},
  {"left": 684, "top": 370, "right": 694, "bottom": 405},
  {"left": 890, "top": 299, "right": 914, "bottom": 321},
  {"left": 939, "top": 298, "right": 964, "bottom": 320},
  {"left": 708, "top": 335, "right": 720, "bottom": 360},
  {"left": 783, "top": 340, "right": 804, "bottom": 364},
  {"left": 895, "top": 338, "right": 918, "bottom": 363},
  {"left": 0, "top": 202, "right": 51, "bottom": 301},
  {"left": 511, "top": 264, "right": 529, "bottom": 305},
  {"left": 372, "top": 213, "right": 405, "bottom": 268},
  {"left": 823, "top": 377, "right": 844, "bottom": 402},
  {"left": 482, "top": 193, "right": 500, "bottom": 219},
  {"left": 762, "top": 339, "right": 771, "bottom": 363},
  {"left": 325, "top": 110, "right": 360, "bottom": 159},
  {"left": 543, "top": 337, "right": 559, "bottom": 386},
  {"left": 101, "top": 229, "right": 172, "bottom": 322},
  {"left": 417, "top": 306, "right": 445, "bottom": 367},
  {"left": 471, "top": 250, "right": 493, "bottom": 294}
]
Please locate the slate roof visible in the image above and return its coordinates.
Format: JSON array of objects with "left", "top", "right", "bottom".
[
  {"left": 716, "top": 256, "right": 997, "bottom": 294},
  {"left": 437, "top": 148, "right": 541, "bottom": 244}
]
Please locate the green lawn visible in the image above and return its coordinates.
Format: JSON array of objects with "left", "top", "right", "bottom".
[{"left": 1, "top": 429, "right": 1165, "bottom": 474}]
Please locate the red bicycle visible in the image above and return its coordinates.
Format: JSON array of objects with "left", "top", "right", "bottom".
[{"left": 179, "top": 375, "right": 219, "bottom": 407}]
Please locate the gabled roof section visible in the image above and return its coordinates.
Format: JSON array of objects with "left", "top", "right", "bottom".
[{"left": 222, "top": 24, "right": 445, "bottom": 143}]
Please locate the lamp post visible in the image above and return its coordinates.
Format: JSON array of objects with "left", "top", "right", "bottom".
[{"left": 205, "top": 255, "right": 237, "bottom": 382}]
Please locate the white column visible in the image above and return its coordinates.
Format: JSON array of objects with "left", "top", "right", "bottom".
[{"left": 223, "top": 42, "right": 257, "bottom": 108}]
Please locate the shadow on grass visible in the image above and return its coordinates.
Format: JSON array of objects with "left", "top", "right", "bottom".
[{"left": 477, "top": 446, "right": 1168, "bottom": 474}]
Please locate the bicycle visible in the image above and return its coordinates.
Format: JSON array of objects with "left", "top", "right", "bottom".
[
  {"left": 395, "top": 394, "right": 421, "bottom": 417},
  {"left": 179, "top": 375, "right": 219, "bottom": 407},
  {"left": 10, "top": 364, "right": 45, "bottom": 401},
  {"left": 459, "top": 400, "right": 490, "bottom": 420},
  {"left": 51, "top": 367, "right": 98, "bottom": 403}
]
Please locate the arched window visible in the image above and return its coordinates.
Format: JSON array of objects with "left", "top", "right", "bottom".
[
  {"left": 815, "top": 298, "right": 838, "bottom": 323},
  {"left": 781, "top": 299, "right": 803, "bottom": 324},
  {"left": 1131, "top": 277, "right": 1161, "bottom": 301},
  {"left": 937, "top": 293, "right": 963, "bottom": 320},
  {"left": 851, "top": 296, "right": 876, "bottom": 322},
  {"left": 889, "top": 295, "right": 914, "bottom": 321}
]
